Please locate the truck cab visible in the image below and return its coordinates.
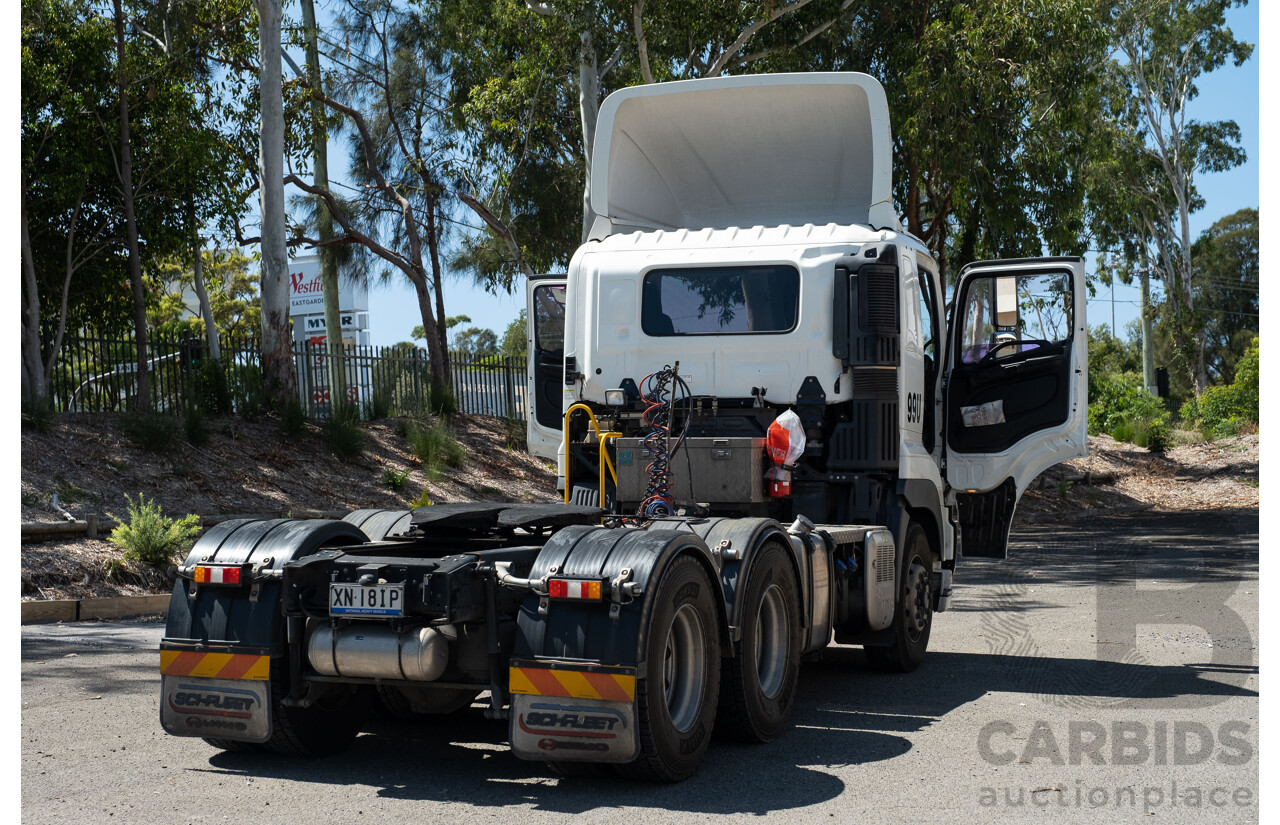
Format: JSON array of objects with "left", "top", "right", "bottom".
[{"left": 527, "top": 72, "right": 1087, "bottom": 569}]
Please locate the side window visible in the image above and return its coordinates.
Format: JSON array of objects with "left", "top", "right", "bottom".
[
  {"left": 533, "top": 285, "right": 566, "bottom": 351},
  {"left": 957, "top": 270, "right": 1072, "bottom": 365},
  {"left": 918, "top": 270, "right": 938, "bottom": 360}
]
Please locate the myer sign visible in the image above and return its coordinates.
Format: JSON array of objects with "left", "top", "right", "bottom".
[
  {"left": 288, "top": 255, "right": 368, "bottom": 316},
  {"left": 302, "top": 314, "right": 365, "bottom": 332}
]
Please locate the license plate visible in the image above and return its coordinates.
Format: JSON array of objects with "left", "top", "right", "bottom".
[{"left": 329, "top": 583, "right": 404, "bottom": 616}]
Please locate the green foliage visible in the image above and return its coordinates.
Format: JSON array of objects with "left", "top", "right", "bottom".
[
  {"left": 182, "top": 404, "right": 209, "bottom": 447},
  {"left": 278, "top": 398, "right": 307, "bottom": 438},
  {"left": 427, "top": 379, "right": 458, "bottom": 418},
  {"left": 122, "top": 413, "right": 182, "bottom": 453},
  {"left": 22, "top": 399, "right": 56, "bottom": 433},
  {"left": 188, "top": 358, "right": 232, "bottom": 414},
  {"left": 500, "top": 310, "right": 527, "bottom": 360},
  {"left": 365, "top": 386, "right": 394, "bottom": 420},
  {"left": 382, "top": 467, "right": 410, "bottom": 491},
  {"left": 1141, "top": 418, "right": 1171, "bottom": 454},
  {"left": 106, "top": 494, "right": 201, "bottom": 567},
  {"left": 323, "top": 402, "right": 364, "bottom": 458},
  {"left": 1191, "top": 208, "right": 1259, "bottom": 384},
  {"left": 405, "top": 418, "right": 467, "bottom": 481},
  {"left": 1089, "top": 371, "right": 1171, "bottom": 452},
  {"left": 1180, "top": 337, "right": 1259, "bottom": 438},
  {"left": 408, "top": 489, "right": 433, "bottom": 509},
  {"left": 228, "top": 363, "right": 264, "bottom": 419}
]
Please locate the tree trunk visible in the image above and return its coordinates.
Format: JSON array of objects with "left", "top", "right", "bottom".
[
  {"left": 191, "top": 227, "right": 220, "bottom": 362},
  {"left": 301, "top": 0, "right": 346, "bottom": 406},
  {"left": 411, "top": 275, "right": 448, "bottom": 389},
  {"left": 1139, "top": 245, "right": 1155, "bottom": 394},
  {"left": 257, "top": 0, "right": 296, "bottom": 409},
  {"left": 114, "top": 0, "right": 151, "bottom": 413},
  {"left": 424, "top": 197, "right": 451, "bottom": 384},
  {"left": 20, "top": 191, "right": 46, "bottom": 407},
  {"left": 578, "top": 30, "right": 599, "bottom": 243}
]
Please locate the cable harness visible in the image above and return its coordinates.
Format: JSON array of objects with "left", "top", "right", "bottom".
[{"left": 637, "top": 363, "right": 690, "bottom": 517}]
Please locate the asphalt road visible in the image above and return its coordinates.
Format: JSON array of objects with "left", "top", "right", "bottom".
[{"left": 21, "top": 509, "right": 1258, "bottom": 824}]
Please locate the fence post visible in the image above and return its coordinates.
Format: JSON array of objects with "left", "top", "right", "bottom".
[{"left": 504, "top": 356, "right": 517, "bottom": 419}]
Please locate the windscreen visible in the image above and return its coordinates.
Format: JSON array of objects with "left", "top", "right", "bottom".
[{"left": 641, "top": 265, "right": 799, "bottom": 336}]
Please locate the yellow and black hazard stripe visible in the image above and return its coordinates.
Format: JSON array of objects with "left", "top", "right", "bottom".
[
  {"left": 160, "top": 650, "right": 270, "bottom": 681},
  {"left": 508, "top": 661, "right": 635, "bottom": 702}
]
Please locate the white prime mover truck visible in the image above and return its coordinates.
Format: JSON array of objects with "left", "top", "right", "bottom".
[{"left": 159, "top": 72, "right": 1086, "bottom": 782}]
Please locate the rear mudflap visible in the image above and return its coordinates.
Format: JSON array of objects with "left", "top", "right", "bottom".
[
  {"left": 159, "top": 646, "right": 272, "bottom": 743},
  {"left": 508, "top": 659, "right": 638, "bottom": 763}
]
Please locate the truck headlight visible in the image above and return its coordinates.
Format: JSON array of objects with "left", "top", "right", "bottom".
[{"left": 604, "top": 389, "right": 626, "bottom": 407}]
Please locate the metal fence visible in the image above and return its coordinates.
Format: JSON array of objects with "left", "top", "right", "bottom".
[{"left": 43, "top": 328, "right": 528, "bottom": 420}]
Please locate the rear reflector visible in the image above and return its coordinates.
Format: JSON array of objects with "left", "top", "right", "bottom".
[
  {"left": 194, "top": 565, "right": 242, "bottom": 585},
  {"left": 548, "top": 579, "right": 602, "bottom": 600}
]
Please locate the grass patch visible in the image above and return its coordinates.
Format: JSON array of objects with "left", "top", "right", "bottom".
[
  {"left": 322, "top": 402, "right": 364, "bottom": 459},
  {"left": 405, "top": 417, "right": 467, "bottom": 481},
  {"left": 183, "top": 404, "right": 209, "bottom": 447},
  {"left": 106, "top": 494, "right": 201, "bottom": 567},
  {"left": 278, "top": 398, "right": 307, "bottom": 439},
  {"left": 122, "top": 413, "right": 181, "bottom": 453},
  {"left": 382, "top": 467, "right": 410, "bottom": 491}
]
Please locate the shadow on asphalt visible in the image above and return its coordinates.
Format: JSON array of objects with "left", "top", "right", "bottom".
[{"left": 24, "top": 507, "right": 1259, "bottom": 814}]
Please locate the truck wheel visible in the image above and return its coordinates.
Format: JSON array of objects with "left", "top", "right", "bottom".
[
  {"left": 715, "top": 541, "right": 801, "bottom": 743},
  {"left": 618, "top": 555, "right": 721, "bottom": 782},
  {"left": 864, "top": 522, "right": 934, "bottom": 674},
  {"left": 263, "top": 670, "right": 368, "bottom": 757}
]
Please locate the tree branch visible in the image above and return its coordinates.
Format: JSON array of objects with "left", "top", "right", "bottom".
[
  {"left": 455, "top": 190, "right": 536, "bottom": 279},
  {"left": 704, "top": 0, "right": 817, "bottom": 77},
  {"left": 633, "top": 1, "right": 653, "bottom": 84}
]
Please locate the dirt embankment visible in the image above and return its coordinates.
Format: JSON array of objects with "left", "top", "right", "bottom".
[
  {"left": 20, "top": 416, "right": 1257, "bottom": 602},
  {"left": 21, "top": 413, "right": 559, "bottom": 601}
]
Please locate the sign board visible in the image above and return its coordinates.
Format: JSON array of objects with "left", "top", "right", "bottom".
[
  {"left": 301, "top": 313, "right": 367, "bottom": 333},
  {"left": 288, "top": 255, "right": 368, "bottom": 316}
]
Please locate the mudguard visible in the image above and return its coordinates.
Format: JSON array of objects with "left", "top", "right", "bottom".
[
  {"left": 160, "top": 518, "right": 368, "bottom": 741},
  {"left": 343, "top": 509, "right": 414, "bottom": 542},
  {"left": 164, "top": 518, "right": 370, "bottom": 653},
  {"left": 513, "top": 524, "right": 722, "bottom": 667},
  {"left": 654, "top": 517, "right": 803, "bottom": 648}
]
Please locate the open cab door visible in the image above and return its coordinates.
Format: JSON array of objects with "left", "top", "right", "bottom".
[
  {"left": 525, "top": 275, "right": 567, "bottom": 460},
  {"left": 944, "top": 257, "right": 1087, "bottom": 558}
]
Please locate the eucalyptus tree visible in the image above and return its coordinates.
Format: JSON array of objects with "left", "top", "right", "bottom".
[
  {"left": 437, "top": 0, "right": 861, "bottom": 289},
  {"left": 1097, "top": 0, "right": 1252, "bottom": 393},
  {"left": 284, "top": 0, "right": 458, "bottom": 387}
]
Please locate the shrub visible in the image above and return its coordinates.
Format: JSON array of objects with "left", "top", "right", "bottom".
[
  {"left": 189, "top": 359, "right": 231, "bottom": 414},
  {"left": 1090, "top": 371, "right": 1170, "bottom": 452},
  {"left": 122, "top": 413, "right": 181, "bottom": 453},
  {"left": 21, "top": 399, "right": 55, "bottom": 433},
  {"left": 106, "top": 494, "right": 202, "bottom": 567},
  {"left": 366, "top": 387, "right": 394, "bottom": 421},
  {"left": 409, "top": 489, "right": 433, "bottom": 509},
  {"left": 183, "top": 404, "right": 209, "bottom": 447},
  {"left": 279, "top": 398, "right": 307, "bottom": 438},
  {"left": 228, "top": 364, "right": 264, "bottom": 419},
  {"left": 382, "top": 467, "right": 410, "bottom": 491},
  {"left": 1180, "top": 338, "right": 1258, "bottom": 439},
  {"left": 427, "top": 378, "right": 458, "bottom": 417},
  {"left": 406, "top": 417, "right": 467, "bottom": 481},
  {"left": 323, "top": 401, "right": 364, "bottom": 458}
]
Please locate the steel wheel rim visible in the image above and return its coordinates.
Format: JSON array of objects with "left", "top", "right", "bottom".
[
  {"left": 754, "top": 583, "right": 789, "bottom": 699},
  {"left": 904, "top": 558, "right": 931, "bottom": 641},
  {"left": 662, "top": 603, "right": 706, "bottom": 732}
]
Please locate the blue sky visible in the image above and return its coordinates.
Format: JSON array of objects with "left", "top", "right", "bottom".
[{"left": 310, "top": 4, "right": 1261, "bottom": 348}]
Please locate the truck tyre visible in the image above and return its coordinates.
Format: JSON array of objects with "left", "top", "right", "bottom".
[
  {"left": 864, "top": 522, "right": 934, "bottom": 673},
  {"left": 618, "top": 555, "right": 721, "bottom": 782},
  {"left": 263, "top": 667, "right": 368, "bottom": 757},
  {"left": 714, "top": 541, "right": 801, "bottom": 743}
]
